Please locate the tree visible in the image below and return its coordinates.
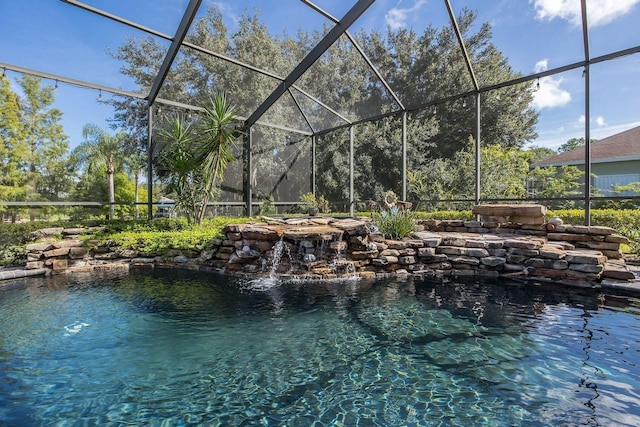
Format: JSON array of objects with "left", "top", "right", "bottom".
[
  {"left": 557, "top": 137, "right": 598, "bottom": 154},
  {"left": 0, "top": 76, "right": 27, "bottom": 221},
  {"left": 527, "top": 145, "right": 556, "bottom": 163},
  {"left": 70, "top": 168, "right": 148, "bottom": 220},
  {"left": 407, "top": 137, "right": 586, "bottom": 210},
  {"left": 408, "top": 137, "right": 532, "bottom": 209},
  {"left": 197, "top": 93, "right": 240, "bottom": 223},
  {"left": 108, "top": 6, "right": 539, "bottom": 209},
  {"left": 315, "top": 8, "right": 539, "bottom": 202},
  {"left": 72, "top": 124, "right": 128, "bottom": 220},
  {"left": 528, "top": 164, "right": 584, "bottom": 209},
  {"left": 156, "top": 113, "right": 201, "bottom": 223},
  {"left": 0, "top": 75, "right": 72, "bottom": 221},
  {"left": 357, "top": 9, "right": 538, "bottom": 158},
  {"left": 18, "top": 76, "right": 73, "bottom": 209},
  {"left": 408, "top": 158, "right": 462, "bottom": 211},
  {"left": 157, "top": 93, "right": 240, "bottom": 225},
  {"left": 597, "top": 181, "right": 640, "bottom": 209},
  {"left": 123, "top": 150, "right": 147, "bottom": 219}
]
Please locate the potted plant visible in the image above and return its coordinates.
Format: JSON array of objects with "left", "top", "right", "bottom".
[{"left": 300, "top": 192, "right": 329, "bottom": 216}]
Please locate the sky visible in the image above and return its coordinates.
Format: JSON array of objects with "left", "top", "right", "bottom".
[{"left": 1, "top": 0, "right": 639, "bottom": 152}]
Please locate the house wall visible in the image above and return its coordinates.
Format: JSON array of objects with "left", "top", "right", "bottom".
[
  {"left": 594, "top": 173, "right": 640, "bottom": 195},
  {"left": 568, "top": 160, "right": 640, "bottom": 195},
  {"left": 591, "top": 159, "right": 640, "bottom": 176}
]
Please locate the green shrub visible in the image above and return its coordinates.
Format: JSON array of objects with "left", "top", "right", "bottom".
[
  {"left": 0, "top": 217, "right": 250, "bottom": 265},
  {"left": 201, "top": 216, "right": 250, "bottom": 230},
  {"left": 299, "top": 192, "right": 330, "bottom": 214},
  {"left": 548, "top": 208, "right": 640, "bottom": 255},
  {"left": 414, "top": 210, "right": 474, "bottom": 221},
  {"left": 98, "top": 217, "right": 251, "bottom": 255},
  {"left": 0, "top": 221, "right": 65, "bottom": 247},
  {"left": 258, "top": 196, "right": 276, "bottom": 216},
  {"left": 547, "top": 208, "right": 640, "bottom": 230},
  {"left": 0, "top": 246, "right": 27, "bottom": 267},
  {"left": 374, "top": 206, "right": 417, "bottom": 239},
  {"left": 108, "top": 229, "right": 223, "bottom": 255}
]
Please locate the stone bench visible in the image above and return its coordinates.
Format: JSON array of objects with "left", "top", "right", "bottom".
[{"left": 472, "top": 204, "right": 547, "bottom": 225}]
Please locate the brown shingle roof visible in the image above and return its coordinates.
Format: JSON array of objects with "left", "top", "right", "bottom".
[{"left": 535, "top": 125, "right": 640, "bottom": 166}]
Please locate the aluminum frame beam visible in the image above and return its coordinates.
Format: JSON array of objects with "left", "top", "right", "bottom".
[
  {"left": 349, "top": 126, "right": 355, "bottom": 217},
  {"left": 245, "top": 128, "right": 254, "bottom": 216},
  {"left": 311, "top": 44, "right": 640, "bottom": 138},
  {"left": 0, "top": 61, "right": 143, "bottom": 99},
  {"left": 445, "top": 0, "right": 482, "bottom": 208},
  {"left": 0, "top": 61, "right": 313, "bottom": 137},
  {"left": 246, "top": 0, "right": 375, "bottom": 128},
  {"left": 301, "top": 0, "right": 405, "bottom": 111},
  {"left": 475, "top": 93, "right": 481, "bottom": 205},
  {"left": 147, "top": 105, "right": 154, "bottom": 219},
  {"left": 0, "top": 61, "right": 203, "bottom": 114},
  {"left": 581, "top": 0, "right": 592, "bottom": 226},
  {"left": 288, "top": 89, "right": 315, "bottom": 133},
  {"left": 402, "top": 112, "right": 407, "bottom": 201},
  {"left": 61, "top": 0, "right": 350, "bottom": 129},
  {"left": 444, "top": 0, "right": 479, "bottom": 91},
  {"left": 147, "top": 0, "right": 202, "bottom": 106}
]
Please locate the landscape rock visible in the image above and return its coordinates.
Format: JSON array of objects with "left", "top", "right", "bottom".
[{"left": 18, "top": 219, "right": 636, "bottom": 288}]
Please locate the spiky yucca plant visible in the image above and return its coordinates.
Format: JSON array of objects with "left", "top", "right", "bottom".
[
  {"left": 157, "top": 93, "right": 241, "bottom": 226},
  {"left": 376, "top": 206, "right": 416, "bottom": 239}
]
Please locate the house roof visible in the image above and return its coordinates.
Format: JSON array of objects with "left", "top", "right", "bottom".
[{"left": 534, "top": 125, "right": 640, "bottom": 167}]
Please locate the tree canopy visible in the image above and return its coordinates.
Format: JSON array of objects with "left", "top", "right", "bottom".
[
  {"left": 0, "top": 75, "right": 72, "bottom": 221},
  {"left": 556, "top": 137, "right": 598, "bottom": 154},
  {"left": 108, "top": 6, "right": 539, "bottom": 208},
  {"left": 1, "top": 5, "right": 624, "bottom": 219}
]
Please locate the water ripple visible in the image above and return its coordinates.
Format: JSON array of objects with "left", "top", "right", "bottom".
[{"left": 1, "top": 272, "right": 640, "bottom": 425}]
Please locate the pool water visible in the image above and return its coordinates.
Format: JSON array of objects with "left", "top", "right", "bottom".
[{"left": 1, "top": 270, "right": 640, "bottom": 426}]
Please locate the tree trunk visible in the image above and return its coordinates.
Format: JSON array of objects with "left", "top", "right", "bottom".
[
  {"left": 29, "top": 141, "right": 37, "bottom": 222},
  {"left": 108, "top": 155, "right": 115, "bottom": 220},
  {"left": 195, "top": 154, "right": 222, "bottom": 226},
  {"left": 134, "top": 171, "right": 139, "bottom": 220},
  {"left": 196, "top": 194, "right": 209, "bottom": 226}
]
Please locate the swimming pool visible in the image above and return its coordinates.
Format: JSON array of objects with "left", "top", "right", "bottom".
[{"left": 1, "top": 270, "right": 639, "bottom": 425}]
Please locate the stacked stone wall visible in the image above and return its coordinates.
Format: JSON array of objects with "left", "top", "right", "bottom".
[{"left": 19, "top": 217, "right": 636, "bottom": 287}]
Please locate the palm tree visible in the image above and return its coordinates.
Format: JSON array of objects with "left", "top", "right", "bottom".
[
  {"left": 195, "top": 93, "right": 239, "bottom": 225},
  {"left": 157, "top": 113, "right": 200, "bottom": 223},
  {"left": 157, "top": 93, "right": 240, "bottom": 226},
  {"left": 122, "top": 150, "right": 147, "bottom": 219},
  {"left": 73, "top": 124, "right": 127, "bottom": 220}
]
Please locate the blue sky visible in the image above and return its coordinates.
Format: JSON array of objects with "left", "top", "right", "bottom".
[{"left": 1, "top": 0, "right": 639, "bottom": 151}]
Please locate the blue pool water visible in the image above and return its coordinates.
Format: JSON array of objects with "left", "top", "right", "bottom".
[{"left": 1, "top": 269, "right": 640, "bottom": 426}]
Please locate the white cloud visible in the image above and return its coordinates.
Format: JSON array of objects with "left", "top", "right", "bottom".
[
  {"left": 531, "top": 0, "right": 640, "bottom": 27},
  {"left": 576, "top": 115, "right": 606, "bottom": 126},
  {"left": 211, "top": 1, "right": 241, "bottom": 29},
  {"left": 385, "top": 0, "right": 428, "bottom": 30},
  {"left": 531, "top": 59, "right": 572, "bottom": 109},
  {"left": 534, "top": 59, "right": 548, "bottom": 73}
]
